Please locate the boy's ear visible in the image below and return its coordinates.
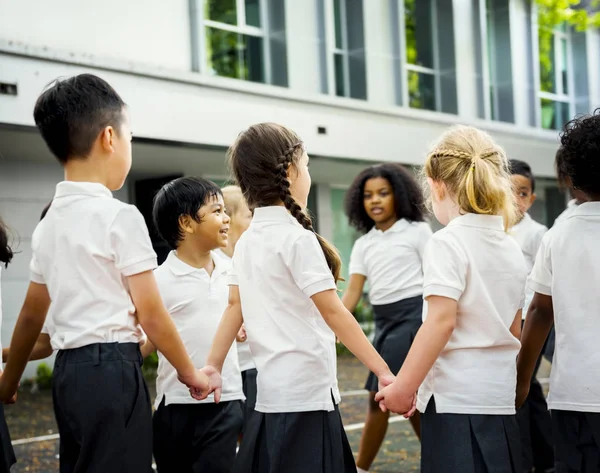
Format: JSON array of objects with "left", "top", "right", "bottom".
[
  {"left": 178, "top": 215, "right": 194, "bottom": 234},
  {"left": 99, "top": 126, "right": 116, "bottom": 154},
  {"left": 530, "top": 193, "right": 537, "bottom": 205}
]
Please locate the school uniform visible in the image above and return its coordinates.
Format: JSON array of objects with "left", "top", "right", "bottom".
[
  {"left": 152, "top": 250, "right": 244, "bottom": 473},
  {"left": 529, "top": 202, "right": 600, "bottom": 473},
  {"left": 510, "top": 214, "right": 554, "bottom": 472},
  {"left": 229, "top": 206, "right": 355, "bottom": 473},
  {"left": 418, "top": 213, "right": 528, "bottom": 473},
  {"left": 349, "top": 219, "right": 432, "bottom": 392},
  {"left": 0, "top": 268, "right": 16, "bottom": 473},
  {"left": 218, "top": 249, "right": 257, "bottom": 434},
  {"left": 29, "top": 182, "right": 156, "bottom": 473}
]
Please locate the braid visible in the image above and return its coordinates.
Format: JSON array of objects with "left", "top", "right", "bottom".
[
  {"left": 429, "top": 148, "right": 473, "bottom": 161},
  {"left": 273, "top": 144, "right": 342, "bottom": 282}
]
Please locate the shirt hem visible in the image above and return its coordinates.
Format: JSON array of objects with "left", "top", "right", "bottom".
[
  {"left": 548, "top": 402, "right": 600, "bottom": 413},
  {"left": 255, "top": 401, "right": 337, "bottom": 413},
  {"left": 418, "top": 398, "right": 515, "bottom": 415},
  {"left": 423, "top": 283, "right": 463, "bottom": 301},
  {"left": 120, "top": 256, "right": 158, "bottom": 277},
  {"left": 158, "top": 392, "right": 245, "bottom": 409},
  {"left": 528, "top": 280, "right": 552, "bottom": 296}
]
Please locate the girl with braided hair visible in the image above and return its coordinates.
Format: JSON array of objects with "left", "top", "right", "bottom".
[
  {"left": 342, "top": 163, "right": 431, "bottom": 473},
  {"left": 376, "top": 125, "right": 527, "bottom": 473},
  {"left": 199, "top": 122, "right": 394, "bottom": 473}
]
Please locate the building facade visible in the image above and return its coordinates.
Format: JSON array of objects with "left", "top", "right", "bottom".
[{"left": 0, "top": 0, "right": 598, "bottom": 374}]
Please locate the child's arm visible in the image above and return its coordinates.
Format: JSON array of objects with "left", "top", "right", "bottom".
[
  {"left": 510, "top": 309, "right": 523, "bottom": 339},
  {"left": 128, "top": 271, "right": 209, "bottom": 397},
  {"left": 140, "top": 340, "right": 156, "bottom": 359},
  {"left": 3, "top": 333, "right": 53, "bottom": 363},
  {"left": 341, "top": 274, "right": 366, "bottom": 314},
  {"left": 0, "top": 282, "right": 51, "bottom": 401},
  {"left": 312, "top": 290, "right": 393, "bottom": 385},
  {"left": 203, "top": 285, "right": 244, "bottom": 402},
  {"left": 516, "top": 292, "right": 553, "bottom": 407},
  {"left": 375, "top": 295, "right": 456, "bottom": 414}
]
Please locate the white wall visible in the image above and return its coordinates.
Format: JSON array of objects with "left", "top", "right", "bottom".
[
  {"left": 0, "top": 161, "right": 130, "bottom": 377},
  {"left": 0, "top": 51, "right": 561, "bottom": 177},
  {"left": 0, "top": 0, "right": 192, "bottom": 71}
]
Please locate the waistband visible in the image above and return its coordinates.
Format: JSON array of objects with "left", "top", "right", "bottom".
[{"left": 56, "top": 342, "right": 141, "bottom": 366}]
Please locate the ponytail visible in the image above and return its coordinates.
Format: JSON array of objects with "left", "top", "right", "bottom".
[{"left": 0, "top": 217, "right": 13, "bottom": 267}]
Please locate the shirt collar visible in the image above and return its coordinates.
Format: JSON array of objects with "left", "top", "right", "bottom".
[
  {"left": 447, "top": 213, "right": 505, "bottom": 231},
  {"left": 54, "top": 181, "right": 113, "bottom": 200},
  {"left": 572, "top": 201, "right": 600, "bottom": 217},
  {"left": 510, "top": 212, "right": 531, "bottom": 232},
  {"left": 165, "top": 251, "right": 228, "bottom": 277},
  {"left": 251, "top": 206, "right": 302, "bottom": 227},
  {"left": 367, "top": 218, "right": 410, "bottom": 237}
]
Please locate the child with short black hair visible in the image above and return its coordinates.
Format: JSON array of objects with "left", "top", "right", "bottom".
[
  {"left": 0, "top": 216, "right": 16, "bottom": 472},
  {"left": 146, "top": 176, "right": 244, "bottom": 473},
  {"left": 517, "top": 110, "right": 600, "bottom": 473},
  {"left": 508, "top": 159, "right": 554, "bottom": 473},
  {"left": 343, "top": 163, "right": 431, "bottom": 472},
  {"left": 199, "top": 123, "right": 394, "bottom": 473},
  {"left": 377, "top": 125, "right": 528, "bottom": 473},
  {"left": 0, "top": 74, "right": 211, "bottom": 472}
]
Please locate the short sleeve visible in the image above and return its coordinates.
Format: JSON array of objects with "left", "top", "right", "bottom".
[
  {"left": 288, "top": 232, "right": 337, "bottom": 298},
  {"left": 110, "top": 206, "right": 157, "bottom": 277},
  {"left": 30, "top": 253, "right": 45, "bottom": 284},
  {"left": 416, "top": 222, "right": 434, "bottom": 264},
  {"left": 528, "top": 233, "right": 552, "bottom": 296},
  {"left": 227, "top": 254, "right": 239, "bottom": 287},
  {"left": 529, "top": 225, "right": 547, "bottom": 260},
  {"left": 422, "top": 235, "right": 467, "bottom": 301},
  {"left": 348, "top": 238, "right": 367, "bottom": 276}
]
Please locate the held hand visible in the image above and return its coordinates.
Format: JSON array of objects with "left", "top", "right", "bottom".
[
  {"left": 178, "top": 369, "right": 211, "bottom": 401},
  {"left": 375, "top": 383, "right": 416, "bottom": 416},
  {"left": 515, "top": 379, "right": 530, "bottom": 409},
  {"left": 236, "top": 326, "right": 247, "bottom": 343},
  {"left": 187, "top": 365, "right": 223, "bottom": 403}
]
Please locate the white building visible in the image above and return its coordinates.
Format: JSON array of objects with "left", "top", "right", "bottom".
[{"left": 0, "top": 0, "right": 598, "bottom": 375}]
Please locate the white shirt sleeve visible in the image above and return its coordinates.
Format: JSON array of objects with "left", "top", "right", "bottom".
[
  {"left": 422, "top": 235, "right": 467, "bottom": 301},
  {"left": 416, "top": 222, "right": 434, "bottom": 264},
  {"left": 348, "top": 237, "right": 367, "bottom": 276},
  {"left": 227, "top": 254, "right": 239, "bottom": 287},
  {"left": 110, "top": 206, "right": 158, "bottom": 277},
  {"left": 528, "top": 233, "right": 552, "bottom": 296},
  {"left": 529, "top": 225, "right": 548, "bottom": 260},
  {"left": 30, "top": 253, "right": 45, "bottom": 284},
  {"left": 288, "top": 232, "right": 337, "bottom": 298}
]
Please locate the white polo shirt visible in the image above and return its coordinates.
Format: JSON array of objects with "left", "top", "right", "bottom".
[
  {"left": 349, "top": 220, "right": 432, "bottom": 305},
  {"left": 509, "top": 213, "right": 547, "bottom": 318},
  {"left": 217, "top": 250, "right": 255, "bottom": 372},
  {"left": 229, "top": 206, "right": 340, "bottom": 413},
  {"left": 529, "top": 202, "right": 600, "bottom": 412},
  {"left": 553, "top": 199, "right": 578, "bottom": 226},
  {"left": 29, "top": 182, "right": 157, "bottom": 350},
  {"left": 154, "top": 251, "right": 244, "bottom": 407},
  {"left": 417, "top": 213, "right": 527, "bottom": 415}
]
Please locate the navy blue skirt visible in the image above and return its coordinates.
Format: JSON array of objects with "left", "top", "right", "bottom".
[
  {"left": 365, "top": 295, "right": 422, "bottom": 392},
  {"left": 233, "top": 403, "right": 355, "bottom": 473},
  {"left": 0, "top": 404, "right": 16, "bottom": 473}
]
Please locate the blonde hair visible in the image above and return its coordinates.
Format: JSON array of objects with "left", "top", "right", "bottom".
[
  {"left": 221, "top": 185, "right": 245, "bottom": 217},
  {"left": 423, "top": 125, "right": 517, "bottom": 230}
]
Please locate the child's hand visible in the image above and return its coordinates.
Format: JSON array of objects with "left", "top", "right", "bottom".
[
  {"left": 0, "top": 376, "right": 18, "bottom": 405},
  {"left": 375, "top": 383, "right": 416, "bottom": 416},
  {"left": 515, "top": 378, "right": 530, "bottom": 409},
  {"left": 177, "top": 369, "right": 211, "bottom": 401},
  {"left": 236, "top": 326, "right": 247, "bottom": 343}
]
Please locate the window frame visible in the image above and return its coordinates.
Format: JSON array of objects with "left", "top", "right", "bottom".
[
  {"left": 399, "top": 0, "right": 442, "bottom": 112},
  {"left": 534, "top": 8, "right": 575, "bottom": 130},
  {"left": 195, "top": 0, "right": 272, "bottom": 84},
  {"left": 327, "top": 0, "right": 352, "bottom": 97}
]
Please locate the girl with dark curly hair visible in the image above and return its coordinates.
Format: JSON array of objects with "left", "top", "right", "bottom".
[{"left": 342, "top": 163, "right": 431, "bottom": 472}]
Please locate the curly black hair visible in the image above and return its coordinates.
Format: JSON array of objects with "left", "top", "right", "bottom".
[
  {"left": 558, "top": 109, "right": 600, "bottom": 197},
  {"left": 344, "top": 163, "right": 425, "bottom": 233}
]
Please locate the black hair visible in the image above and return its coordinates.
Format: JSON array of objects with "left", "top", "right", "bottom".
[
  {"left": 0, "top": 218, "right": 13, "bottom": 267},
  {"left": 40, "top": 201, "right": 52, "bottom": 221},
  {"left": 509, "top": 159, "right": 536, "bottom": 193},
  {"left": 558, "top": 109, "right": 600, "bottom": 197},
  {"left": 344, "top": 163, "right": 425, "bottom": 233},
  {"left": 152, "top": 176, "right": 222, "bottom": 250},
  {"left": 33, "top": 74, "right": 126, "bottom": 163}
]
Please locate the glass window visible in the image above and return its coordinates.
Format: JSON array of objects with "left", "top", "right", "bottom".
[
  {"left": 244, "top": 0, "right": 261, "bottom": 27},
  {"left": 205, "top": 0, "right": 237, "bottom": 25},
  {"left": 331, "top": 188, "right": 359, "bottom": 290},
  {"left": 408, "top": 71, "right": 436, "bottom": 111}
]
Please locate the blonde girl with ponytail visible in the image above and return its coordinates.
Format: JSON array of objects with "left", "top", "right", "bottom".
[{"left": 376, "top": 125, "right": 528, "bottom": 473}]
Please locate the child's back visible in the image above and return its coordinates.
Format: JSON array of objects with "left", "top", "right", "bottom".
[
  {"left": 31, "top": 182, "right": 152, "bottom": 347},
  {"left": 419, "top": 214, "right": 525, "bottom": 413},
  {"left": 233, "top": 207, "right": 339, "bottom": 412}
]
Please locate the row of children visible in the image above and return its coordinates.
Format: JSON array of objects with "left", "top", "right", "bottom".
[{"left": 0, "top": 71, "right": 597, "bottom": 473}]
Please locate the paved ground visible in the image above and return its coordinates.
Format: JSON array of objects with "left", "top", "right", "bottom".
[{"left": 5, "top": 355, "right": 552, "bottom": 472}]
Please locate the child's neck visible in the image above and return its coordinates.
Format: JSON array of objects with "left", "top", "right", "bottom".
[
  {"left": 220, "top": 245, "right": 234, "bottom": 259},
  {"left": 374, "top": 217, "right": 398, "bottom": 232},
  {"left": 63, "top": 158, "right": 112, "bottom": 189},
  {"left": 176, "top": 243, "right": 215, "bottom": 274}
]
